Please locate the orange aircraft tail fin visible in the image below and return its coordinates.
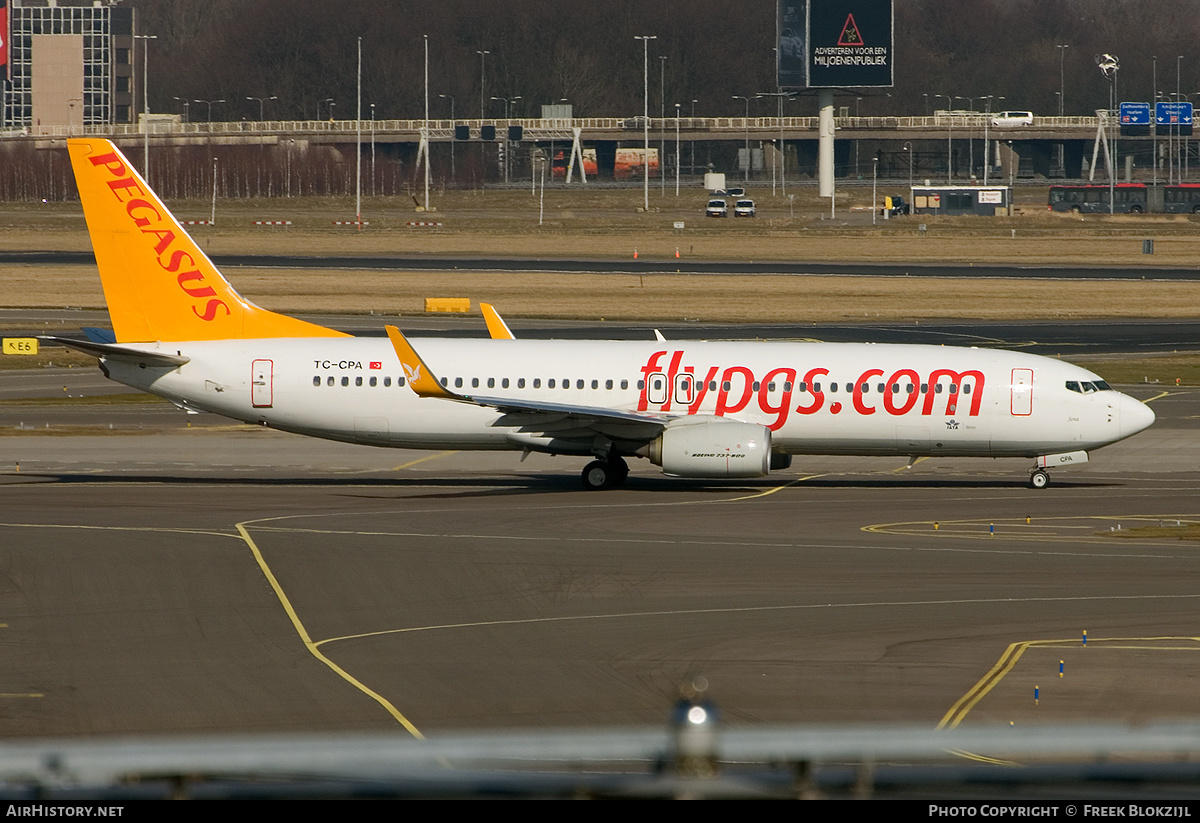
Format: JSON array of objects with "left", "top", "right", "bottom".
[{"left": 67, "top": 138, "right": 347, "bottom": 343}]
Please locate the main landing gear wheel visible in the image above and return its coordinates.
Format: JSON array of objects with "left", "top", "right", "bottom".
[
  {"left": 582, "top": 460, "right": 612, "bottom": 490},
  {"left": 609, "top": 456, "right": 629, "bottom": 485},
  {"left": 1030, "top": 470, "right": 1050, "bottom": 489},
  {"left": 581, "top": 457, "right": 629, "bottom": 490}
]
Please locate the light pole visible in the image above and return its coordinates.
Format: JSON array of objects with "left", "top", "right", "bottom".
[
  {"left": 172, "top": 96, "right": 189, "bottom": 124},
  {"left": 690, "top": 98, "right": 698, "bottom": 178},
  {"left": 193, "top": 98, "right": 225, "bottom": 123},
  {"left": 440, "top": 94, "right": 455, "bottom": 183},
  {"left": 1057, "top": 44, "right": 1070, "bottom": 116},
  {"left": 245, "top": 96, "right": 277, "bottom": 121},
  {"left": 660, "top": 54, "right": 667, "bottom": 195},
  {"left": 317, "top": 97, "right": 333, "bottom": 122},
  {"left": 733, "top": 95, "right": 751, "bottom": 182},
  {"left": 370, "top": 103, "right": 376, "bottom": 196},
  {"left": 936, "top": 93, "right": 952, "bottom": 182},
  {"left": 358, "top": 36, "right": 365, "bottom": 229},
  {"left": 757, "top": 91, "right": 788, "bottom": 196},
  {"left": 134, "top": 33, "right": 157, "bottom": 180},
  {"left": 491, "top": 95, "right": 521, "bottom": 183},
  {"left": 872, "top": 153, "right": 879, "bottom": 225},
  {"left": 420, "top": 34, "right": 428, "bottom": 214},
  {"left": 903, "top": 141, "right": 913, "bottom": 189},
  {"left": 635, "top": 35, "right": 657, "bottom": 211},
  {"left": 1153, "top": 56, "right": 1158, "bottom": 186},
  {"left": 476, "top": 50, "right": 490, "bottom": 119},
  {"left": 67, "top": 98, "right": 82, "bottom": 135},
  {"left": 955, "top": 96, "right": 975, "bottom": 178},
  {"left": 1097, "top": 54, "right": 1119, "bottom": 211},
  {"left": 674, "top": 102, "right": 681, "bottom": 196},
  {"left": 1178, "top": 56, "right": 1184, "bottom": 185}
]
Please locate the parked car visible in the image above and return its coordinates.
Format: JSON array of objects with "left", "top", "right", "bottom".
[
  {"left": 991, "top": 110, "right": 1034, "bottom": 127},
  {"left": 734, "top": 198, "right": 756, "bottom": 217},
  {"left": 726, "top": 186, "right": 746, "bottom": 197},
  {"left": 705, "top": 198, "right": 728, "bottom": 217}
]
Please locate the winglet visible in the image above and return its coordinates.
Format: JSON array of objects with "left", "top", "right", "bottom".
[
  {"left": 384, "top": 325, "right": 459, "bottom": 400},
  {"left": 480, "top": 303, "right": 515, "bottom": 340}
]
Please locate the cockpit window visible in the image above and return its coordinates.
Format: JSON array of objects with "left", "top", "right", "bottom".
[{"left": 1066, "top": 379, "right": 1112, "bottom": 394}]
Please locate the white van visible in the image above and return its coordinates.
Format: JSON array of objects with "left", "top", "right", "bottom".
[{"left": 991, "top": 110, "right": 1034, "bottom": 127}]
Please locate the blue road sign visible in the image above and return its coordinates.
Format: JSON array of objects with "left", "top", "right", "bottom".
[
  {"left": 1156, "top": 101, "right": 1194, "bottom": 126},
  {"left": 1120, "top": 102, "right": 1151, "bottom": 125}
]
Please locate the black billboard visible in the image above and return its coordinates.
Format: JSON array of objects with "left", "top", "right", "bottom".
[{"left": 777, "top": 0, "right": 894, "bottom": 89}]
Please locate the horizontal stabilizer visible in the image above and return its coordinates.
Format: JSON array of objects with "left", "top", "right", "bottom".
[
  {"left": 38, "top": 335, "right": 190, "bottom": 367},
  {"left": 82, "top": 327, "right": 117, "bottom": 344}
]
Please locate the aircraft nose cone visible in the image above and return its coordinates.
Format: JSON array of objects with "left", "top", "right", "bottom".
[{"left": 1119, "top": 393, "right": 1156, "bottom": 439}]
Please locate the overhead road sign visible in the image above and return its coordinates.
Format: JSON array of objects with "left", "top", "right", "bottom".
[
  {"left": 1119, "top": 103, "right": 1150, "bottom": 125},
  {"left": 1156, "top": 101, "right": 1193, "bottom": 126}
]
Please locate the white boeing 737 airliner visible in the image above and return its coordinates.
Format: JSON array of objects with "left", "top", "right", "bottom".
[{"left": 49, "top": 139, "right": 1154, "bottom": 490}]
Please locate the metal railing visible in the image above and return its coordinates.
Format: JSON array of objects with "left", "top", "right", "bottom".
[{"left": 4, "top": 114, "right": 1105, "bottom": 141}]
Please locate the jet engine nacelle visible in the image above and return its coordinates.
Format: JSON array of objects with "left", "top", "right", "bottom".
[{"left": 642, "top": 420, "right": 772, "bottom": 478}]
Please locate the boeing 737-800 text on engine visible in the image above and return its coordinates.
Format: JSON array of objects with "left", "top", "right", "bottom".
[{"left": 48, "top": 139, "right": 1154, "bottom": 489}]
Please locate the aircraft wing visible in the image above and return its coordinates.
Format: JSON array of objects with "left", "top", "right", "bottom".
[{"left": 385, "top": 325, "right": 668, "bottom": 440}]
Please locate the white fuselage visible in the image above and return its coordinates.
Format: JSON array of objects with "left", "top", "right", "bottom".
[{"left": 100, "top": 337, "right": 1154, "bottom": 460}]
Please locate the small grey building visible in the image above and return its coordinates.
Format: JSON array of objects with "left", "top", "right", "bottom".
[{"left": 911, "top": 185, "right": 1012, "bottom": 216}]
